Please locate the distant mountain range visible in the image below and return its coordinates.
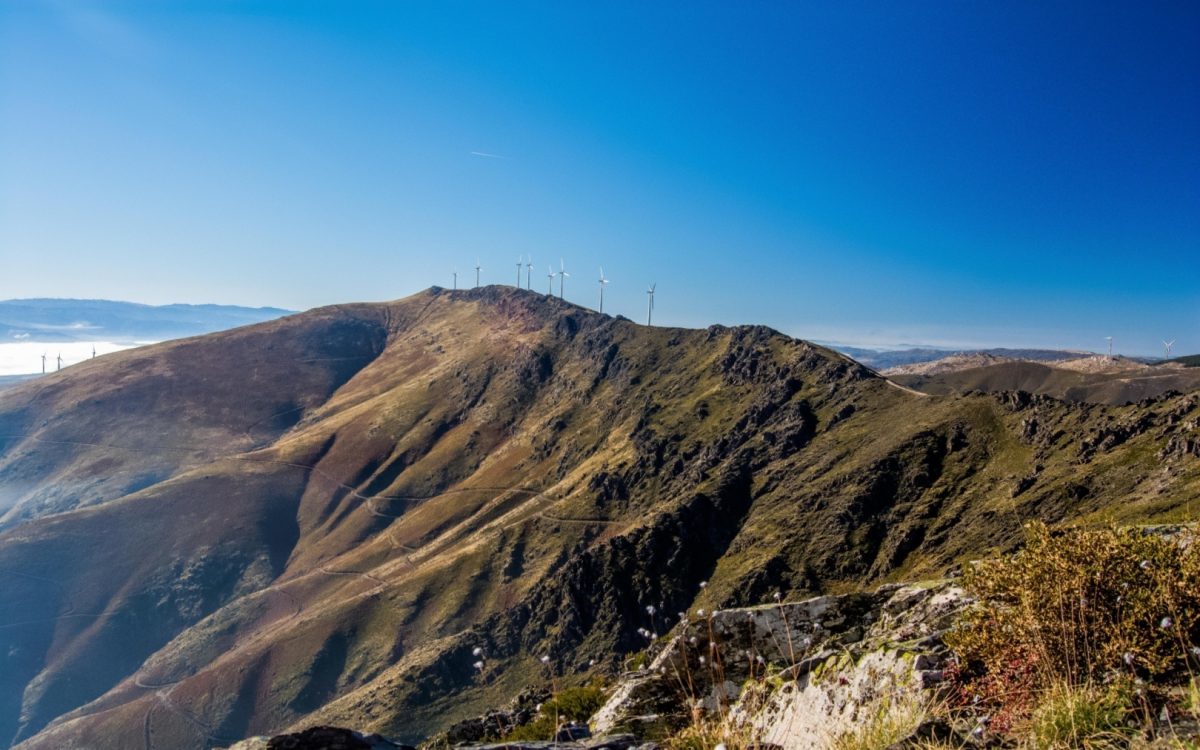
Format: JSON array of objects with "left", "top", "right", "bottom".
[
  {"left": 827, "top": 345, "right": 1095, "bottom": 370},
  {"left": 0, "top": 299, "right": 293, "bottom": 343}
]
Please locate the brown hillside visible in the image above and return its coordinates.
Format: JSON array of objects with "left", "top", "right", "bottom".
[{"left": 891, "top": 358, "right": 1200, "bottom": 405}]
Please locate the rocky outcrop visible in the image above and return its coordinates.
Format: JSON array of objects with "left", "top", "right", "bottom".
[
  {"left": 590, "top": 583, "right": 967, "bottom": 749},
  {"left": 220, "top": 726, "right": 407, "bottom": 750}
]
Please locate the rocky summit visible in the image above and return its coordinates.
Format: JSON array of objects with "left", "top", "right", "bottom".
[{"left": 0, "top": 287, "right": 1197, "bottom": 749}]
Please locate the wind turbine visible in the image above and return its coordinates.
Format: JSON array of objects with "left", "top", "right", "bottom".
[
  {"left": 558, "top": 258, "right": 569, "bottom": 300},
  {"left": 92, "top": 344, "right": 96, "bottom": 359},
  {"left": 452, "top": 268, "right": 458, "bottom": 290},
  {"left": 516, "top": 255, "right": 523, "bottom": 287},
  {"left": 646, "top": 283, "right": 656, "bottom": 326},
  {"left": 1164, "top": 340, "right": 1176, "bottom": 359},
  {"left": 475, "top": 259, "right": 482, "bottom": 288},
  {"left": 1105, "top": 336, "right": 1113, "bottom": 359},
  {"left": 40, "top": 353, "right": 46, "bottom": 374},
  {"left": 598, "top": 267, "right": 610, "bottom": 314},
  {"left": 547, "top": 265, "right": 557, "bottom": 295},
  {"left": 56, "top": 353, "right": 63, "bottom": 371},
  {"left": 526, "top": 256, "right": 534, "bottom": 289}
]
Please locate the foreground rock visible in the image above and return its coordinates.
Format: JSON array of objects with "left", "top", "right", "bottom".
[
  {"left": 591, "top": 582, "right": 968, "bottom": 748},
  {"left": 447, "top": 734, "right": 641, "bottom": 750},
  {"left": 221, "top": 725, "right": 408, "bottom": 750}
]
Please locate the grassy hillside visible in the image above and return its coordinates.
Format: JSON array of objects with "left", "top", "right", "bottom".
[{"left": 0, "top": 287, "right": 1196, "bottom": 749}]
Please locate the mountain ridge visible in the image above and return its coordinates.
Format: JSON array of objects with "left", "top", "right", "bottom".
[
  {"left": 0, "top": 286, "right": 1196, "bottom": 748},
  {"left": 0, "top": 298, "right": 293, "bottom": 344}
]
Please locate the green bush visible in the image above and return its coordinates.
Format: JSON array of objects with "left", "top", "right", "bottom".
[
  {"left": 543, "top": 684, "right": 605, "bottom": 722},
  {"left": 947, "top": 523, "right": 1200, "bottom": 728},
  {"left": 502, "top": 684, "right": 606, "bottom": 741}
]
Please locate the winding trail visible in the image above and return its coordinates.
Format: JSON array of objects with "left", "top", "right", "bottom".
[{"left": 883, "top": 378, "right": 931, "bottom": 398}]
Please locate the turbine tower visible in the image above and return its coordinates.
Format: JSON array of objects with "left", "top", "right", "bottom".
[
  {"left": 526, "top": 256, "right": 534, "bottom": 289},
  {"left": 1164, "top": 340, "right": 1176, "bottom": 359},
  {"left": 1106, "top": 336, "right": 1114, "bottom": 359},
  {"left": 547, "top": 265, "right": 556, "bottom": 295},
  {"left": 646, "top": 283, "right": 656, "bottom": 326},
  {"left": 56, "top": 353, "right": 63, "bottom": 371},
  {"left": 558, "top": 258, "right": 569, "bottom": 300},
  {"left": 41, "top": 353, "right": 46, "bottom": 374},
  {"left": 92, "top": 345, "right": 96, "bottom": 359},
  {"left": 598, "top": 267, "right": 610, "bottom": 314},
  {"left": 475, "top": 259, "right": 482, "bottom": 288},
  {"left": 452, "top": 268, "right": 458, "bottom": 290},
  {"left": 516, "top": 255, "right": 523, "bottom": 287}
]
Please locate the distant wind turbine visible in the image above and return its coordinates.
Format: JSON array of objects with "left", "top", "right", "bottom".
[
  {"left": 1164, "top": 340, "right": 1176, "bottom": 359},
  {"left": 92, "top": 345, "right": 96, "bottom": 359},
  {"left": 1106, "top": 336, "right": 1114, "bottom": 359},
  {"left": 475, "top": 259, "right": 482, "bottom": 288},
  {"left": 452, "top": 268, "right": 458, "bottom": 290},
  {"left": 526, "top": 256, "right": 534, "bottom": 290},
  {"left": 41, "top": 353, "right": 46, "bottom": 374},
  {"left": 516, "top": 255, "right": 523, "bottom": 287},
  {"left": 547, "top": 265, "right": 557, "bottom": 295},
  {"left": 56, "top": 353, "right": 63, "bottom": 371},
  {"left": 559, "top": 258, "right": 569, "bottom": 300},
  {"left": 598, "top": 267, "right": 610, "bottom": 314},
  {"left": 646, "top": 283, "right": 656, "bottom": 326}
]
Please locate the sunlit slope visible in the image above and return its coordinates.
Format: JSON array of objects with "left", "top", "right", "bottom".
[{"left": 0, "top": 287, "right": 1195, "bottom": 749}]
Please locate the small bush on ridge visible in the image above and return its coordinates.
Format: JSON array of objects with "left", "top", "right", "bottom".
[{"left": 947, "top": 522, "right": 1200, "bottom": 728}]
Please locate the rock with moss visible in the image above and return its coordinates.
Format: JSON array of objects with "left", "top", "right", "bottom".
[{"left": 590, "top": 582, "right": 966, "bottom": 747}]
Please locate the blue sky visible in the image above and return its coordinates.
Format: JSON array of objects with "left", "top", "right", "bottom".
[{"left": 1, "top": 1, "right": 1197, "bottom": 355}]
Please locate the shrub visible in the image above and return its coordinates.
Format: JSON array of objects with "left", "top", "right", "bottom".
[
  {"left": 947, "top": 523, "right": 1200, "bottom": 727},
  {"left": 543, "top": 684, "right": 605, "bottom": 722},
  {"left": 502, "top": 684, "right": 606, "bottom": 741}
]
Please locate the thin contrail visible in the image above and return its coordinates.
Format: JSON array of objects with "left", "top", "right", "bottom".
[{"left": 470, "top": 151, "right": 510, "bottom": 159}]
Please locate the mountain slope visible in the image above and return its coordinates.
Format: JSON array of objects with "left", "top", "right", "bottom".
[
  {"left": 0, "top": 287, "right": 1196, "bottom": 749},
  {"left": 890, "top": 357, "right": 1200, "bottom": 405}
]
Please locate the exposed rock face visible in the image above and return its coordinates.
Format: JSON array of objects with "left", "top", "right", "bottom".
[{"left": 591, "top": 583, "right": 967, "bottom": 749}]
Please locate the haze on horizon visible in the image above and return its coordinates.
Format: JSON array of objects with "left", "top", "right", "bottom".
[{"left": 1, "top": 1, "right": 1197, "bottom": 356}]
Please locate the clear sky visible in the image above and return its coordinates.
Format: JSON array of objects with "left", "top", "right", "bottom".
[{"left": 1, "top": 1, "right": 1197, "bottom": 355}]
